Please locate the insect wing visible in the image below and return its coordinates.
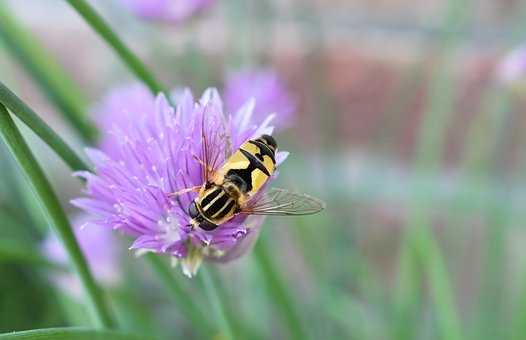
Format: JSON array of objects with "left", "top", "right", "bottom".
[
  {"left": 200, "top": 105, "right": 232, "bottom": 183},
  {"left": 240, "top": 188, "right": 325, "bottom": 216}
]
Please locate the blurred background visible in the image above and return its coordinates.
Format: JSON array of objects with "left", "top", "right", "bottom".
[{"left": 1, "top": 0, "right": 526, "bottom": 339}]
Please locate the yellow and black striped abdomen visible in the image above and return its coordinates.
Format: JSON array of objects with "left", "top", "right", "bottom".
[
  {"left": 197, "top": 185, "right": 238, "bottom": 225},
  {"left": 216, "top": 135, "right": 277, "bottom": 198}
]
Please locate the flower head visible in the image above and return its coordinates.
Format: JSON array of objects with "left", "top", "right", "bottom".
[
  {"left": 224, "top": 69, "right": 296, "bottom": 128},
  {"left": 42, "top": 216, "right": 121, "bottom": 299},
  {"left": 122, "top": 0, "right": 215, "bottom": 24},
  {"left": 94, "top": 84, "right": 155, "bottom": 158},
  {"left": 497, "top": 45, "right": 526, "bottom": 85},
  {"left": 73, "top": 88, "right": 287, "bottom": 277}
]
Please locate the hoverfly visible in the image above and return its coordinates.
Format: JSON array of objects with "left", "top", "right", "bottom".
[{"left": 172, "top": 112, "right": 325, "bottom": 231}]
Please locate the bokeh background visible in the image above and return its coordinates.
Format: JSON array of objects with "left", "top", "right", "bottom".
[{"left": 1, "top": 0, "right": 526, "bottom": 339}]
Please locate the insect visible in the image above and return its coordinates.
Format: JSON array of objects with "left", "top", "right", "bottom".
[{"left": 173, "top": 115, "right": 325, "bottom": 231}]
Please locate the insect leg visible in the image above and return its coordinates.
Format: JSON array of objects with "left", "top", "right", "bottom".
[{"left": 168, "top": 186, "right": 201, "bottom": 197}]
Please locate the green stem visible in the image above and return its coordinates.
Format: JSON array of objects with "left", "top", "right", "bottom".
[
  {"left": 0, "top": 3, "right": 97, "bottom": 143},
  {"left": 65, "top": 0, "right": 167, "bottom": 96},
  {"left": 0, "top": 327, "right": 152, "bottom": 340},
  {"left": 0, "top": 104, "right": 114, "bottom": 328},
  {"left": 143, "top": 254, "right": 214, "bottom": 337},
  {"left": 0, "top": 81, "right": 89, "bottom": 172},
  {"left": 253, "top": 237, "right": 306, "bottom": 340},
  {"left": 395, "top": 2, "right": 469, "bottom": 339},
  {"left": 200, "top": 266, "right": 235, "bottom": 340},
  {"left": 0, "top": 239, "right": 68, "bottom": 272}
]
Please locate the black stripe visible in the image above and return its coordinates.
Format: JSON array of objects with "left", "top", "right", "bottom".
[
  {"left": 200, "top": 186, "right": 221, "bottom": 207},
  {"left": 249, "top": 140, "right": 276, "bottom": 164},
  {"left": 240, "top": 149, "right": 271, "bottom": 176},
  {"left": 213, "top": 199, "right": 236, "bottom": 219},
  {"left": 203, "top": 192, "right": 230, "bottom": 218}
]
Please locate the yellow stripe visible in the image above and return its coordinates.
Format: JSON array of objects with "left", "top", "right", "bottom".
[
  {"left": 211, "top": 198, "right": 234, "bottom": 218},
  {"left": 241, "top": 142, "right": 260, "bottom": 155},
  {"left": 203, "top": 190, "right": 225, "bottom": 211},
  {"left": 249, "top": 168, "right": 270, "bottom": 196}
]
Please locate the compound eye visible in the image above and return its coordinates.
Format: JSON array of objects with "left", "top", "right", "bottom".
[
  {"left": 199, "top": 220, "right": 218, "bottom": 231},
  {"left": 188, "top": 201, "right": 199, "bottom": 219}
]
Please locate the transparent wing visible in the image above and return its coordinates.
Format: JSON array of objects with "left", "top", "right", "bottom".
[
  {"left": 200, "top": 105, "right": 231, "bottom": 183},
  {"left": 240, "top": 188, "right": 325, "bottom": 216}
]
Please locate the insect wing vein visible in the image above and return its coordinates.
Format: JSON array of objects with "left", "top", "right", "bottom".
[{"left": 240, "top": 188, "right": 325, "bottom": 216}]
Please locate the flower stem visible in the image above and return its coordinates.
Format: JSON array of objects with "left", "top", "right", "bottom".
[
  {"left": 0, "top": 327, "right": 152, "bottom": 340},
  {"left": 253, "top": 237, "right": 306, "bottom": 340},
  {"left": 200, "top": 266, "right": 235, "bottom": 340},
  {"left": 0, "top": 81, "right": 89, "bottom": 172},
  {"left": 144, "top": 254, "right": 215, "bottom": 337},
  {"left": 0, "top": 3, "right": 98, "bottom": 143},
  {"left": 65, "top": 0, "right": 167, "bottom": 96},
  {"left": 0, "top": 104, "right": 115, "bottom": 328},
  {"left": 395, "top": 1, "right": 469, "bottom": 339}
]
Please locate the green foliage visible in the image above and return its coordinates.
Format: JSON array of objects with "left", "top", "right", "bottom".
[
  {"left": 0, "top": 327, "right": 153, "bottom": 340},
  {"left": 0, "top": 105, "right": 114, "bottom": 328}
]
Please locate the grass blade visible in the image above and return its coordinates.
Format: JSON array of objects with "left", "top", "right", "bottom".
[
  {"left": 0, "top": 3, "right": 97, "bottom": 143},
  {"left": 0, "top": 104, "right": 114, "bottom": 328},
  {"left": 395, "top": 1, "right": 470, "bottom": 339},
  {"left": 0, "top": 327, "right": 152, "bottom": 340},
  {"left": 253, "top": 236, "right": 306, "bottom": 340},
  {"left": 65, "top": 0, "right": 167, "bottom": 96},
  {"left": 0, "top": 238, "right": 66, "bottom": 272},
  {"left": 0, "top": 81, "right": 89, "bottom": 172},
  {"left": 200, "top": 266, "right": 235, "bottom": 340},
  {"left": 143, "top": 254, "right": 215, "bottom": 337}
]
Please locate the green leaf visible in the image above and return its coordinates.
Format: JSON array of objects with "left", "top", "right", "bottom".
[
  {"left": 0, "top": 239, "right": 66, "bottom": 272},
  {"left": 253, "top": 236, "right": 306, "bottom": 340},
  {"left": 65, "top": 0, "right": 167, "bottom": 97},
  {"left": 199, "top": 267, "right": 235, "bottom": 340},
  {"left": 0, "top": 105, "right": 114, "bottom": 328},
  {"left": 0, "top": 327, "right": 153, "bottom": 340},
  {"left": 0, "top": 3, "right": 98, "bottom": 143},
  {"left": 0, "top": 81, "right": 89, "bottom": 172}
]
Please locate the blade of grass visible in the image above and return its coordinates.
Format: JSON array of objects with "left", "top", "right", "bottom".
[
  {"left": 0, "top": 238, "right": 67, "bottom": 272},
  {"left": 0, "top": 104, "right": 114, "bottom": 328},
  {"left": 143, "top": 254, "right": 214, "bottom": 337},
  {"left": 253, "top": 236, "right": 306, "bottom": 340},
  {"left": 456, "top": 6, "right": 526, "bottom": 338},
  {"left": 395, "top": 1, "right": 470, "bottom": 339},
  {"left": 0, "top": 3, "right": 97, "bottom": 143},
  {"left": 204, "top": 267, "right": 263, "bottom": 339},
  {"left": 64, "top": 0, "right": 167, "bottom": 96},
  {"left": 200, "top": 266, "right": 235, "bottom": 340},
  {"left": 0, "top": 81, "right": 89, "bottom": 171},
  {"left": 460, "top": 88, "right": 513, "bottom": 340},
  {"left": 0, "top": 327, "right": 152, "bottom": 340}
]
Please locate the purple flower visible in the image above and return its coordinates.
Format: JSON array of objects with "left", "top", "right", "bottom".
[
  {"left": 497, "top": 45, "right": 526, "bottom": 84},
  {"left": 73, "top": 88, "right": 287, "bottom": 277},
  {"left": 224, "top": 69, "right": 296, "bottom": 129},
  {"left": 93, "top": 84, "right": 155, "bottom": 159},
  {"left": 42, "top": 216, "right": 121, "bottom": 299},
  {"left": 122, "top": 0, "right": 215, "bottom": 24}
]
